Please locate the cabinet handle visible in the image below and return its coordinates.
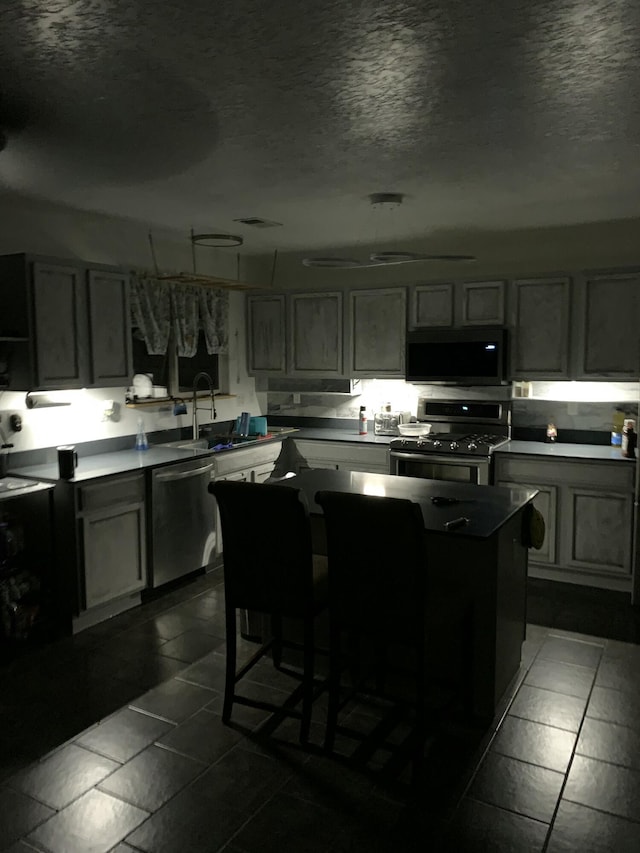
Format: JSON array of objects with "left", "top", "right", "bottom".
[{"left": 155, "top": 464, "right": 214, "bottom": 482}]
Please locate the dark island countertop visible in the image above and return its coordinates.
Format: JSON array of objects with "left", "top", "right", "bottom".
[{"left": 280, "top": 469, "right": 537, "bottom": 540}]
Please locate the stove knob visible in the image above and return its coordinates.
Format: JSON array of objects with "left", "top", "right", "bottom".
[
  {"left": 468, "top": 441, "right": 478, "bottom": 451},
  {"left": 432, "top": 439, "right": 442, "bottom": 449},
  {"left": 449, "top": 441, "right": 459, "bottom": 451},
  {"left": 401, "top": 439, "right": 408, "bottom": 446}
]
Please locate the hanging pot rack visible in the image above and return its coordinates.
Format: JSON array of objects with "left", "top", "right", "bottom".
[{"left": 147, "top": 229, "right": 274, "bottom": 290}]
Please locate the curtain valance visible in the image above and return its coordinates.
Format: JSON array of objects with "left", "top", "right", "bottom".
[{"left": 130, "top": 273, "right": 229, "bottom": 357}]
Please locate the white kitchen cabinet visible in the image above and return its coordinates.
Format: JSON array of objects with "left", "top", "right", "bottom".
[
  {"left": 509, "top": 277, "right": 571, "bottom": 379},
  {"left": 410, "top": 283, "right": 454, "bottom": 328},
  {"left": 247, "top": 294, "right": 286, "bottom": 374},
  {"left": 0, "top": 253, "right": 132, "bottom": 390},
  {"left": 293, "top": 440, "right": 389, "bottom": 474},
  {"left": 494, "top": 454, "right": 634, "bottom": 591},
  {"left": 348, "top": 288, "right": 407, "bottom": 376},
  {"left": 75, "top": 474, "right": 147, "bottom": 620},
  {"left": 461, "top": 280, "right": 505, "bottom": 326},
  {"left": 574, "top": 271, "right": 640, "bottom": 379},
  {"left": 410, "top": 280, "right": 505, "bottom": 328},
  {"left": 287, "top": 292, "right": 344, "bottom": 376}
]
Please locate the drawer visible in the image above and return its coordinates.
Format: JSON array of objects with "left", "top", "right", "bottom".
[
  {"left": 214, "top": 441, "right": 283, "bottom": 477},
  {"left": 78, "top": 473, "right": 145, "bottom": 512},
  {"left": 294, "top": 440, "right": 388, "bottom": 468},
  {"left": 494, "top": 457, "right": 635, "bottom": 492}
]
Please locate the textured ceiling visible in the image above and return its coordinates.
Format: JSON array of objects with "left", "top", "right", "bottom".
[{"left": 0, "top": 0, "right": 639, "bottom": 255}]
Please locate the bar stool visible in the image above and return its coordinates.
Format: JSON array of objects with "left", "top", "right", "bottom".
[
  {"left": 209, "top": 479, "right": 327, "bottom": 742},
  {"left": 315, "top": 489, "right": 460, "bottom": 779}
]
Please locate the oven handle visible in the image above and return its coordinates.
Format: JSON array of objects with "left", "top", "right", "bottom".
[{"left": 389, "top": 451, "right": 490, "bottom": 465}]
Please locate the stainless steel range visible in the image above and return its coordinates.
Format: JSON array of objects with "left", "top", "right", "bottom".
[{"left": 389, "top": 399, "right": 511, "bottom": 485}]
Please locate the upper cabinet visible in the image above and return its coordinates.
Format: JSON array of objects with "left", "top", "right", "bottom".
[
  {"left": 0, "top": 253, "right": 132, "bottom": 390},
  {"left": 411, "top": 283, "right": 454, "bottom": 327},
  {"left": 246, "top": 294, "right": 286, "bottom": 375},
  {"left": 87, "top": 269, "right": 132, "bottom": 386},
  {"left": 348, "top": 288, "right": 406, "bottom": 377},
  {"left": 509, "top": 277, "right": 571, "bottom": 379},
  {"left": 287, "top": 292, "right": 343, "bottom": 376},
  {"left": 574, "top": 272, "right": 640, "bottom": 380},
  {"left": 410, "top": 280, "right": 505, "bottom": 328}
]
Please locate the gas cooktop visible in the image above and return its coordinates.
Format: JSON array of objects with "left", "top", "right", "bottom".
[{"left": 389, "top": 433, "right": 510, "bottom": 454}]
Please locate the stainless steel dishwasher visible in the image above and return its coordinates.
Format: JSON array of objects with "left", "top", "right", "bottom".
[{"left": 149, "top": 457, "right": 216, "bottom": 588}]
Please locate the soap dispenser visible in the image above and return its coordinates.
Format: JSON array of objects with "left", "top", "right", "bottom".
[{"left": 135, "top": 417, "right": 149, "bottom": 451}]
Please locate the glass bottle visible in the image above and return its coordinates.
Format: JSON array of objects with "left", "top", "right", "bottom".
[{"left": 622, "top": 419, "right": 636, "bottom": 458}]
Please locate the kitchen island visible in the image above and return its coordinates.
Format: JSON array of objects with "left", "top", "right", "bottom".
[{"left": 280, "top": 469, "right": 538, "bottom": 720}]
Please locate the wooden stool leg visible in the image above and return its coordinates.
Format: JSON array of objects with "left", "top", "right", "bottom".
[{"left": 223, "top": 605, "right": 237, "bottom": 724}]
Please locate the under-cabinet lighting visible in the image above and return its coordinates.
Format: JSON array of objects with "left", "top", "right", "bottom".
[{"left": 25, "top": 391, "right": 72, "bottom": 409}]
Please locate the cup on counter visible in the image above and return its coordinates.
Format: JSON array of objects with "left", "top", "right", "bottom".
[{"left": 57, "top": 445, "right": 78, "bottom": 479}]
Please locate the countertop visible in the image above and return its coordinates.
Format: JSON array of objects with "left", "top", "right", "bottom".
[
  {"left": 9, "top": 447, "right": 209, "bottom": 484},
  {"left": 279, "top": 469, "right": 537, "bottom": 539},
  {"left": 9, "top": 429, "right": 633, "bottom": 485},
  {"left": 495, "top": 440, "right": 636, "bottom": 463}
]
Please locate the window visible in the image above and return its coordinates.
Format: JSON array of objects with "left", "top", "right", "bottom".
[
  {"left": 131, "top": 327, "right": 169, "bottom": 387},
  {"left": 177, "top": 329, "right": 219, "bottom": 392}
]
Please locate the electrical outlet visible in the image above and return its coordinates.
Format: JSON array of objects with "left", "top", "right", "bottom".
[
  {"left": 567, "top": 401, "right": 578, "bottom": 416},
  {"left": 293, "top": 393, "right": 301, "bottom": 405}
]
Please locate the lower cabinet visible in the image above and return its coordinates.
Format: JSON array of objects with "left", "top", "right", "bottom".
[
  {"left": 495, "top": 455, "right": 634, "bottom": 591},
  {"left": 55, "top": 472, "right": 147, "bottom": 630},
  {"left": 292, "top": 439, "right": 390, "bottom": 474}
]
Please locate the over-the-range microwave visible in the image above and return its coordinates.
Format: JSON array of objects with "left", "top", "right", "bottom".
[{"left": 405, "top": 327, "right": 508, "bottom": 385}]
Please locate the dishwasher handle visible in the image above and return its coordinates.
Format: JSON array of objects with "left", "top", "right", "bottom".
[{"left": 155, "top": 463, "right": 214, "bottom": 482}]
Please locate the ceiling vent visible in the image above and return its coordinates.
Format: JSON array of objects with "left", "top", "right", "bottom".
[{"left": 233, "top": 217, "right": 283, "bottom": 228}]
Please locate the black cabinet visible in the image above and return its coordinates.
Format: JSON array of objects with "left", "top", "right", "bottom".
[{"left": 0, "top": 253, "right": 132, "bottom": 390}]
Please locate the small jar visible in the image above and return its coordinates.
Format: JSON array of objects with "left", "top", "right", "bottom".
[{"left": 622, "top": 419, "right": 636, "bottom": 458}]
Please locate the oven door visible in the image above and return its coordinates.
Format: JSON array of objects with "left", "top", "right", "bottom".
[{"left": 389, "top": 451, "right": 491, "bottom": 485}]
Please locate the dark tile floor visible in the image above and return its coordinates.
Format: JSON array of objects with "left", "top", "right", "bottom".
[{"left": 1, "top": 573, "right": 640, "bottom": 852}]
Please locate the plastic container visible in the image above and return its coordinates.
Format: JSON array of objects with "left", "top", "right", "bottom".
[
  {"left": 374, "top": 403, "right": 400, "bottom": 436},
  {"left": 358, "top": 406, "right": 368, "bottom": 435},
  {"left": 545, "top": 422, "right": 557, "bottom": 443},
  {"left": 397, "top": 423, "right": 432, "bottom": 437}
]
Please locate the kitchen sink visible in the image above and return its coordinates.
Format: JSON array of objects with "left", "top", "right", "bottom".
[
  {"left": 158, "top": 439, "right": 210, "bottom": 450},
  {"left": 158, "top": 428, "right": 298, "bottom": 453}
]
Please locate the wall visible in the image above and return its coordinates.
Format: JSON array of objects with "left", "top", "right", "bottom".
[{"left": 0, "top": 192, "right": 266, "bottom": 453}]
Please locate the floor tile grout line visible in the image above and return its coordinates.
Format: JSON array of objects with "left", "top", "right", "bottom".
[{"left": 540, "top": 643, "right": 603, "bottom": 853}]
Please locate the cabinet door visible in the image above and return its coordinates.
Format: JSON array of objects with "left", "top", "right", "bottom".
[
  {"left": 288, "top": 292, "right": 343, "bottom": 376},
  {"left": 83, "top": 501, "right": 146, "bottom": 609},
  {"left": 349, "top": 288, "right": 406, "bottom": 376},
  {"left": 32, "top": 262, "right": 88, "bottom": 388},
  {"left": 462, "top": 281, "right": 505, "bottom": 326},
  {"left": 566, "top": 487, "right": 633, "bottom": 577},
  {"left": 510, "top": 277, "right": 571, "bottom": 378},
  {"left": 575, "top": 272, "right": 640, "bottom": 379},
  {"left": 411, "top": 283, "right": 454, "bottom": 328},
  {"left": 87, "top": 269, "right": 133, "bottom": 386},
  {"left": 247, "top": 295, "right": 286, "bottom": 374}
]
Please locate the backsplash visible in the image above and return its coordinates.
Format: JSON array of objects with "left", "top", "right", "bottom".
[{"left": 267, "top": 379, "right": 640, "bottom": 439}]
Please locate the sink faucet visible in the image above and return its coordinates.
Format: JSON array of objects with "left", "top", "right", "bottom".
[{"left": 192, "top": 371, "right": 217, "bottom": 440}]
